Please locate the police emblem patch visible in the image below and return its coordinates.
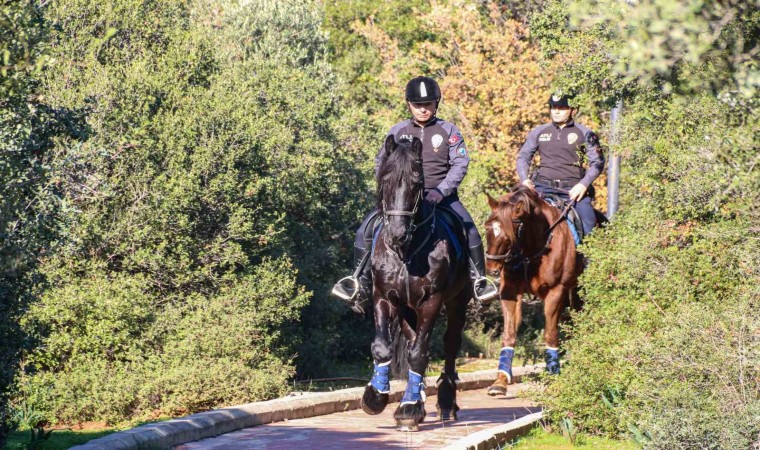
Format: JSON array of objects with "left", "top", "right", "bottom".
[
  {"left": 458, "top": 147, "right": 467, "bottom": 156},
  {"left": 539, "top": 133, "right": 551, "bottom": 142},
  {"left": 567, "top": 133, "right": 578, "bottom": 144},
  {"left": 448, "top": 132, "right": 462, "bottom": 145},
  {"left": 432, "top": 134, "right": 443, "bottom": 149}
]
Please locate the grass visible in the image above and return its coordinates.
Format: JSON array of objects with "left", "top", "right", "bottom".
[
  {"left": 502, "top": 427, "right": 638, "bottom": 449},
  {"left": 3, "top": 428, "right": 115, "bottom": 450}
]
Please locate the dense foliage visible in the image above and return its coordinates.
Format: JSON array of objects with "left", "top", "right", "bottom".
[
  {"left": 529, "top": 1, "right": 760, "bottom": 448},
  {"left": 5, "top": 0, "right": 374, "bottom": 426}
]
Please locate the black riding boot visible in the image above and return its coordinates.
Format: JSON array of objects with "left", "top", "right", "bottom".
[
  {"left": 330, "top": 245, "right": 373, "bottom": 314},
  {"left": 468, "top": 243, "right": 499, "bottom": 304}
]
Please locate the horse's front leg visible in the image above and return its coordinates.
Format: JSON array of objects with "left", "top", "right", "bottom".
[
  {"left": 361, "top": 297, "right": 395, "bottom": 415},
  {"left": 394, "top": 296, "right": 441, "bottom": 431},
  {"left": 488, "top": 287, "right": 521, "bottom": 396},
  {"left": 543, "top": 286, "right": 566, "bottom": 375}
]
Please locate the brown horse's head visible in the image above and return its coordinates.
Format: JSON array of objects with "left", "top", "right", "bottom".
[{"left": 484, "top": 186, "right": 543, "bottom": 276}]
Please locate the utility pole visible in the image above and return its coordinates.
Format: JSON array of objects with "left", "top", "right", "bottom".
[{"left": 607, "top": 100, "right": 623, "bottom": 218}]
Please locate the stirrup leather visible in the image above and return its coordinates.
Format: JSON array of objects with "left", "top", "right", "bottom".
[
  {"left": 473, "top": 276, "right": 499, "bottom": 302},
  {"left": 331, "top": 276, "right": 359, "bottom": 301}
]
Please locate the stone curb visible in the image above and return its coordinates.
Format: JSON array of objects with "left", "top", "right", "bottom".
[
  {"left": 71, "top": 364, "right": 545, "bottom": 450},
  {"left": 441, "top": 411, "right": 544, "bottom": 450}
]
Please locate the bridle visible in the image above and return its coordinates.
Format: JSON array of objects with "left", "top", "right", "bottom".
[
  {"left": 485, "top": 200, "right": 574, "bottom": 278},
  {"left": 380, "top": 187, "right": 438, "bottom": 303},
  {"left": 381, "top": 188, "right": 437, "bottom": 264}
]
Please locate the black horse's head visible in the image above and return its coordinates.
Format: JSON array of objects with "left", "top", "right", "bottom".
[{"left": 376, "top": 135, "right": 424, "bottom": 251}]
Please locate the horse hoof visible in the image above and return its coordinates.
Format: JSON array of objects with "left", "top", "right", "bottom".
[
  {"left": 487, "top": 382, "right": 508, "bottom": 396},
  {"left": 396, "top": 420, "right": 420, "bottom": 432},
  {"left": 436, "top": 405, "right": 459, "bottom": 421},
  {"left": 361, "top": 385, "right": 389, "bottom": 415},
  {"left": 394, "top": 401, "right": 426, "bottom": 430}
]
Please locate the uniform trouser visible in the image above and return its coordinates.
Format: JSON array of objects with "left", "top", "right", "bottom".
[
  {"left": 534, "top": 184, "right": 596, "bottom": 235},
  {"left": 355, "top": 192, "right": 482, "bottom": 252}
]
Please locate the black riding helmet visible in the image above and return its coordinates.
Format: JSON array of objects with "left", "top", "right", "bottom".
[
  {"left": 548, "top": 93, "right": 574, "bottom": 108},
  {"left": 406, "top": 76, "right": 442, "bottom": 103}
]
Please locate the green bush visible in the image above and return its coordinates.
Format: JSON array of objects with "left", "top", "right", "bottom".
[
  {"left": 532, "top": 95, "right": 760, "bottom": 448},
  {"left": 14, "top": 0, "right": 373, "bottom": 424}
]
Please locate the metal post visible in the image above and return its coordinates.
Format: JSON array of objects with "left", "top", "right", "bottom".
[{"left": 607, "top": 100, "right": 623, "bottom": 218}]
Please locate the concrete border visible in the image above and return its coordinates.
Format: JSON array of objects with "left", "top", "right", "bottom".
[
  {"left": 71, "top": 364, "right": 544, "bottom": 450},
  {"left": 441, "top": 411, "right": 544, "bottom": 450}
]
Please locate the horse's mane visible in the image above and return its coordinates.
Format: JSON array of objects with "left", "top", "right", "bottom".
[{"left": 375, "top": 139, "right": 422, "bottom": 210}]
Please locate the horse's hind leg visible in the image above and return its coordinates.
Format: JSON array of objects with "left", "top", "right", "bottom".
[
  {"left": 543, "top": 286, "right": 566, "bottom": 375},
  {"left": 361, "top": 299, "right": 394, "bottom": 415},
  {"left": 436, "top": 291, "right": 467, "bottom": 421},
  {"left": 488, "top": 289, "right": 521, "bottom": 396}
]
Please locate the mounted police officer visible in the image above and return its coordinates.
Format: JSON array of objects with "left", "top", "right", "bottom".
[
  {"left": 331, "top": 76, "right": 498, "bottom": 313},
  {"left": 517, "top": 93, "right": 604, "bottom": 236}
]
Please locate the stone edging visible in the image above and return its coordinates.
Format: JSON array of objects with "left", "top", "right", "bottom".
[
  {"left": 441, "top": 411, "right": 544, "bottom": 450},
  {"left": 71, "top": 364, "right": 545, "bottom": 450}
]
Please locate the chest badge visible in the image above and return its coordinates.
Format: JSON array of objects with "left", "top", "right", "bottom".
[
  {"left": 567, "top": 133, "right": 578, "bottom": 144},
  {"left": 539, "top": 133, "right": 551, "bottom": 142},
  {"left": 432, "top": 134, "right": 443, "bottom": 152}
]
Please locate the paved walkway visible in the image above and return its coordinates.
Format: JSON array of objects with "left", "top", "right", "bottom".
[{"left": 175, "top": 385, "right": 540, "bottom": 449}]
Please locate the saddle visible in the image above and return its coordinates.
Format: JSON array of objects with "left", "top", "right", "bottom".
[{"left": 541, "top": 193, "right": 585, "bottom": 245}]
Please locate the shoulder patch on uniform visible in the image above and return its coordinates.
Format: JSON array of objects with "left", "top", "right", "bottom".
[
  {"left": 448, "top": 132, "right": 462, "bottom": 145},
  {"left": 585, "top": 131, "right": 599, "bottom": 146},
  {"left": 458, "top": 147, "right": 467, "bottom": 156}
]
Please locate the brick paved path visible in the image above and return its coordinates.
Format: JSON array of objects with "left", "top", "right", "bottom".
[{"left": 175, "top": 384, "right": 540, "bottom": 449}]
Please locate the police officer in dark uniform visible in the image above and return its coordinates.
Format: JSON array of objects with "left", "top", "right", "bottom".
[
  {"left": 331, "top": 76, "right": 498, "bottom": 313},
  {"left": 517, "top": 93, "right": 604, "bottom": 235}
]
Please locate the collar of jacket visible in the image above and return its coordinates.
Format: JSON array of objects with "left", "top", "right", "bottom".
[
  {"left": 408, "top": 117, "right": 439, "bottom": 128},
  {"left": 551, "top": 119, "right": 575, "bottom": 129}
]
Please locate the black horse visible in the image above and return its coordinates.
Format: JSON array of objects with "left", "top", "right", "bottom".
[{"left": 360, "top": 136, "right": 471, "bottom": 431}]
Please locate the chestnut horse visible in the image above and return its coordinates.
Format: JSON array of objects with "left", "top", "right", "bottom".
[
  {"left": 360, "top": 136, "right": 471, "bottom": 430},
  {"left": 483, "top": 186, "right": 583, "bottom": 395}
]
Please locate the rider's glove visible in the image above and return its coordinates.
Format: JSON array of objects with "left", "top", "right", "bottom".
[{"left": 424, "top": 188, "right": 444, "bottom": 205}]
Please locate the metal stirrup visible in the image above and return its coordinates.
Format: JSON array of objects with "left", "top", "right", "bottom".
[
  {"left": 331, "top": 249, "right": 371, "bottom": 302},
  {"left": 473, "top": 276, "right": 499, "bottom": 302},
  {"left": 331, "top": 276, "right": 359, "bottom": 301}
]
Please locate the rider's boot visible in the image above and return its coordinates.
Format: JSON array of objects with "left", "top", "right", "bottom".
[
  {"left": 468, "top": 243, "right": 499, "bottom": 305},
  {"left": 330, "top": 245, "right": 372, "bottom": 314}
]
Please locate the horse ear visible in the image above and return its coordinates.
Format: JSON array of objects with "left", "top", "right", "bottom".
[
  {"left": 384, "top": 134, "right": 397, "bottom": 154},
  {"left": 411, "top": 137, "right": 423, "bottom": 156},
  {"left": 486, "top": 193, "right": 499, "bottom": 210}
]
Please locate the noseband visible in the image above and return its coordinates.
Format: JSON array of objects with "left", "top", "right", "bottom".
[{"left": 485, "top": 220, "right": 523, "bottom": 261}]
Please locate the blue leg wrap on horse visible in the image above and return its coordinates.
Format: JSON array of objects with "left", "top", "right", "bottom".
[
  {"left": 497, "top": 347, "right": 514, "bottom": 382},
  {"left": 545, "top": 347, "right": 561, "bottom": 375},
  {"left": 400, "top": 370, "right": 425, "bottom": 406},
  {"left": 370, "top": 361, "right": 391, "bottom": 393}
]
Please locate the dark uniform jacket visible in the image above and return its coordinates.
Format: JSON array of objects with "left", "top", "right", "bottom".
[
  {"left": 516, "top": 120, "right": 604, "bottom": 188},
  {"left": 375, "top": 118, "right": 468, "bottom": 197}
]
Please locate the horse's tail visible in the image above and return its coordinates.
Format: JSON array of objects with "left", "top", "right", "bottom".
[{"left": 390, "top": 313, "right": 410, "bottom": 380}]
